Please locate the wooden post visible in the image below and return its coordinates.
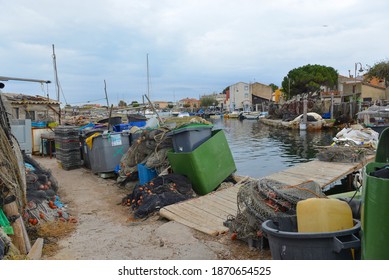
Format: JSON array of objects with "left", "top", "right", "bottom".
[
  {"left": 349, "top": 98, "right": 353, "bottom": 120},
  {"left": 3, "top": 199, "right": 31, "bottom": 255},
  {"left": 331, "top": 92, "right": 334, "bottom": 119},
  {"left": 300, "top": 98, "right": 308, "bottom": 130}
]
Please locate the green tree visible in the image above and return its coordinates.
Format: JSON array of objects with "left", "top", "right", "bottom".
[
  {"left": 281, "top": 64, "right": 338, "bottom": 100},
  {"left": 183, "top": 103, "right": 191, "bottom": 108},
  {"left": 118, "top": 100, "right": 127, "bottom": 107},
  {"left": 366, "top": 59, "right": 389, "bottom": 87},
  {"left": 131, "top": 101, "right": 140, "bottom": 107},
  {"left": 269, "top": 83, "right": 279, "bottom": 92},
  {"left": 200, "top": 96, "right": 218, "bottom": 107}
]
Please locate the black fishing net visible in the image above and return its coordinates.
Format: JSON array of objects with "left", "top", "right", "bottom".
[
  {"left": 23, "top": 153, "right": 59, "bottom": 201},
  {"left": 21, "top": 153, "right": 71, "bottom": 226},
  {"left": 122, "top": 173, "right": 195, "bottom": 219},
  {"left": 225, "top": 178, "right": 326, "bottom": 249}
]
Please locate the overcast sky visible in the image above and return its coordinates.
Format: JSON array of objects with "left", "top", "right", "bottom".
[{"left": 1, "top": 0, "right": 388, "bottom": 106}]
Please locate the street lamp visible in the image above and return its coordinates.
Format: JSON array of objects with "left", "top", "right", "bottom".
[
  {"left": 354, "top": 62, "right": 364, "bottom": 97},
  {"left": 353, "top": 62, "right": 364, "bottom": 117}
]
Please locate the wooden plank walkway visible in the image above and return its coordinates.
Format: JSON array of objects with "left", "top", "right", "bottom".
[{"left": 159, "top": 156, "right": 375, "bottom": 236}]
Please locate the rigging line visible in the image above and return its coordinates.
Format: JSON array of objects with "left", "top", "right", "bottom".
[
  {"left": 67, "top": 98, "right": 107, "bottom": 105},
  {"left": 57, "top": 79, "right": 68, "bottom": 105},
  {"left": 40, "top": 82, "right": 49, "bottom": 99}
]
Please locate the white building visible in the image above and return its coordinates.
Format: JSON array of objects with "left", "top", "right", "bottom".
[{"left": 227, "top": 82, "right": 252, "bottom": 112}]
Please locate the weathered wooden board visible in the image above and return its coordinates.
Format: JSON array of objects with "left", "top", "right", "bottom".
[
  {"left": 160, "top": 185, "right": 241, "bottom": 236},
  {"left": 265, "top": 159, "right": 372, "bottom": 188},
  {"left": 27, "top": 238, "right": 44, "bottom": 260}
]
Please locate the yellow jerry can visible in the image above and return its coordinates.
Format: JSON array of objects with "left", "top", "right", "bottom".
[{"left": 297, "top": 198, "right": 353, "bottom": 233}]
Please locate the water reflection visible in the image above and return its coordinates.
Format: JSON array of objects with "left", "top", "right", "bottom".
[{"left": 210, "top": 118, "right": 336, "bottom": 178}]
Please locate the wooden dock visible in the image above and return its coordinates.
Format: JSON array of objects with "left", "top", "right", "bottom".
[{"left": 159, "top": 156, "right": 375, "bottom": 236}]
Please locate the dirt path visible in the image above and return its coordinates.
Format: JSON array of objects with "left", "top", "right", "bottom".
[{"left": 34, "top": 156, "right": 269, "bottom": 260}]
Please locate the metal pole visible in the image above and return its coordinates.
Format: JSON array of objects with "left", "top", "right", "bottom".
[
  {"left": 330, "top": 92, "right": 334, "bottom": 119},
  {"left": 0, "top": 76, "right": 50, "bottom": 84}
]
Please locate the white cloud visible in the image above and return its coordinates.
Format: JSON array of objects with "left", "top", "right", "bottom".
[{"left": 1, "top": 0, "right": 388, "bottom": 103}]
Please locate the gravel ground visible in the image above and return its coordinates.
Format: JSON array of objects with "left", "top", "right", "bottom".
[{"left": 34, "top": 156, "right": 271, "bottom": 260}]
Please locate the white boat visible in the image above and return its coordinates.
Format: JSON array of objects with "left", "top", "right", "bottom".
[
  {"left": 144, "top": 109, "right": 157, "bottom": 119},
  {"left": 228, "top": 110, "right": 240, "bottom": 118},
  {"left": 171, "top": 111, "right": 180, "bottom": 117},
  {"left": 239, "top": 111, "right": 268, "bottom": 120},
  {"left": 177, "top": 112, "right": 190, "bottom": 118}
]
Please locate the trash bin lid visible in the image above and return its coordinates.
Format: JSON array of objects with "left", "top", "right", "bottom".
[{"left": 167, "top": 123, "right": 213, "bottom": 136}]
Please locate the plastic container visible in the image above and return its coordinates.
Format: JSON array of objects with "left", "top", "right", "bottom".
[
  {"left": 297, "top": 198, "right": 353, "bottom": 233},
  {"left": 97, "top": 116, "right": 122, "bottom": 126},
  {"left": 54, "top": 126, "right": 80, "bottom": 137},
  {"left": 361, "top": 127, "right": 389, "bottom": 259},
  {"left": 375, "top": 127, "right": 389, "bottom": 163},
  {"left": 262, "top": 218, "right": 361, "bottom": 260},
  {"left": 0, "top": 209, "right": 14, "bottom": 235},
  {"left": 54, "top": 138, "right": 80, "bottom": 150},
  {"left": 129, "top": 121, "right": 146, "bottom": 127},
  {"left": 89, "top": 132, "right": 130, "bottom": 173},
  {"left": 137, "top": 164, "right": 158, "bottom": 185},
  {"left": 167, "top": 129, "right": 236, "bottom": 195},
  {"left": 10, "top": 119, "right": 32, "bottom": 154},
  {"left": 127, "top": 114, "right": 147, "bottom": 123},
  {"left": 31, "top": 121, "right": 47, "bottom": 128},
  {"left": 79, "top": 129, "right": 105, "bottom": 169},
  {"left": 113, "top": 123, "right": 130, "bottom": 132},
  {"left": 167, "top": 123, "right": 213, "bottom": 153},
  {"left": 144, "top": 117, "right": 159, "bottom": 129}
]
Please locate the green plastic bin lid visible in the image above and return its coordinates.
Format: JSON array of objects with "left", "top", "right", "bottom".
[{"left": 168, "top": 123, "right": 213, "bottom": 135}]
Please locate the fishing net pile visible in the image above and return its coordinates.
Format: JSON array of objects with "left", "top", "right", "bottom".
[
  {"left": 122, "top": 173, "right": 195, "bottom": 219},
  {"left": 117, "top": 117, "right": 211, "bottom": 185},
  {"left": 22, "top": 154, "right": 74, "bottom": 227},
  {"left": 316, "top": 126, "right": 377, "bottom": 163},
  {"left": 316, "top": 146, "right": 375, "bottom": 163},
  {"left": 117, "top": 128, "right": 173, "bottom": 184},
  {"left": 225, "top": 178, "right": 326, "bottom": 249},
  {"left": 0, "top": 97, "right": 27, "bottom": 212}
]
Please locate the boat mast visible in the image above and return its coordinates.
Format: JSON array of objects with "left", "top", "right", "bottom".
[
  {"left": 146, "top": 53, "right": 150, "bottom": 100},
  {"left": 52, "top": 44, "right": 61, "bottom": 124},
  {"left": 52, "top": 44, "right": 60, "bottom": 102}
]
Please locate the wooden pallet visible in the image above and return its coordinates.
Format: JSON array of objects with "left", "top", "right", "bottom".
[{"left": 160, "top": 156, "right": 375, "bottom": 236}]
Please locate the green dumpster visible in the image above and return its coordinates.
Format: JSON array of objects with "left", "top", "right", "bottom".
[
  {"left": 361, "top": 127, "right": 389, "bottom": 259},
  {"left": 168, "top": 129, "right": 236, "bottom": 195}
]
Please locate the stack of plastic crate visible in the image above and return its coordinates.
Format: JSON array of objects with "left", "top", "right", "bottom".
[{"left": 54, "top": 126, "right": 81, "bottom": 170}]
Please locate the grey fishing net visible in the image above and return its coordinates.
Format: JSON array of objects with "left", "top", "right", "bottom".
[{"left": 225, "top": 178, "right": 326, "bottom": 249}]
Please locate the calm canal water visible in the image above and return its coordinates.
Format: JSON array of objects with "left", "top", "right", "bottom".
[{"left": 209, "top": 118, "right": 337, "bottom": 179}]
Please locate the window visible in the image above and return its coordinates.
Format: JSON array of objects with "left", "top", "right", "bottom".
[
  {"left": 25, "top": 110, "right": 35, "bottom": 121},
  {"left": 14, "top": 108, "right": 19, "bottom": 119}
]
